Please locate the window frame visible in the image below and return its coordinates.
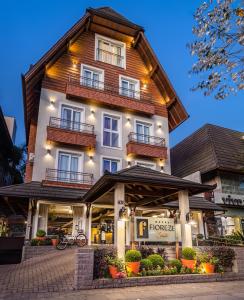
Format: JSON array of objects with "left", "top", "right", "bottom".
[
  {"left": 80, "top": 64, "right": 104, "bottom": 90},
  {"left": 95, "top": 34, "right": 126, "bottom": 69},
  {"left": 55, "top": 149, "right": 84, "bottom": 174},
  {"left": 100, "top": 155, "right": 122, "bottom": 176},
  {"left": 101, "top": 111, "right": 122, "bottom": 149},
  {"left": 119, "top": 75, "right": 140, "bottom": 100}
]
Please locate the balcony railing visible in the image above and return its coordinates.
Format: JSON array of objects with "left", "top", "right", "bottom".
[
  {"left": 69, "top": 76, "right": 152, "bottom": 103},
  {"left": 128, "top": 132, "right": 165, "bottom": 147},
  {"left": 46, "top": 168, "right": 93, "bottom": 185},
  {"left": 96, "top": 48, "right": 124, "bottom": 68},
  {"left": 49, "top": 117, "right": 94, "bottom": 134}
]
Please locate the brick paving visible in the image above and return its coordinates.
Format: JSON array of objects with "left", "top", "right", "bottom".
[
  {"left": 1, "top": 280, "right": 244, "bottom": 300},
  {"left": 0, "top": 248, "right": 75, "bottom": 299}
]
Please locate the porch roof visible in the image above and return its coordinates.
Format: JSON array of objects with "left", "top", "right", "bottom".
[
  {"left": 83, "top": 165, "right": 216, "bottom": 206},
  {"left": 0, "top": 181, "right": 87, "bottom": 201}
]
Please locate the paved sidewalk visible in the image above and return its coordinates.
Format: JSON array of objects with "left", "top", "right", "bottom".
[
  {"left": 0, "top": 248, "right": 75, "bottom": 295},
  {"left": 1, "top": 280, "right": 244, "bottom": 300}
]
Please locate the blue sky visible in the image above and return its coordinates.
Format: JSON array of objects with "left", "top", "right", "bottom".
[{"left": 0, "top": 0, "right": 243, "bottom": 147}]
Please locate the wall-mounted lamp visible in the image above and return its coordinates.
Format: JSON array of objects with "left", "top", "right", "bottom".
[
  {"left": 186, "top": 212, "right": 197, "bottom": 226},
  {"left": 46, "top": 148, "right": 51, "bottom": 156},
  {"left": 160, "top": 166, "right": 164, "bottom": 172},
  {"left": 127, "top": 161, "right": 131, "bottom": 167},
  {"left": 89, "top": 155, "right": 93, "bottom": 161},
  {"left": 143, "top": 83, "right": 148, "bottom": 89},
  {"left": 158, "top": 124, "right": 162, "bottom": 129},
  {"left": 127, "top": 117, "right": 131, "bottom": 122},
  {"left": 119, "top": 206, "right": 129, "bottom": 221},
  {"left": 91, "top": 109, "right": 95, "bottom": 115}
]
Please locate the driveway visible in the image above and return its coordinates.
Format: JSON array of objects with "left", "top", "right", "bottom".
[{"left": 0, "top": 248, "right": 75, "bottom": 297}]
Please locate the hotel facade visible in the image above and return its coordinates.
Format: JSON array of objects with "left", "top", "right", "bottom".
[{"left": 0, "top": 7, "right": 221, "bottom": 248}]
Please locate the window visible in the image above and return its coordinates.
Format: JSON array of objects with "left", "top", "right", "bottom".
[
  {"left": 95, "top": 34, "right": 125, "bottom": 68},
  {"left": 135, "top": 161, "right": 156, "bottom": 170},
  {"left": 119, "top": 76, "right": 140, "bottom": 99},
  {"left": 80, "top": 64, "right": 104, "bottom": 89},
  {"left": 102, "top": 114, "right": 120, "bottom": 148},
  {"left": 135, "top": 121, "right": 151, "bottom": 144},
  {"left": 57, "top": 152, "right": 81, "bottom": 182},
  {"left": 102, "top": 158, "right": 120, "bottom": 174},
  {"left": 61, "top": 105, "right": 83, "bottom": 131}
]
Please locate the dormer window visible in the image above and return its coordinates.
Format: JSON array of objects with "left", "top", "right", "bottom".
[{"left": 95, "top": 34, "right": 126, "bottom": 68}]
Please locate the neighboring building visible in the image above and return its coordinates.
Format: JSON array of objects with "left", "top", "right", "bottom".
[
  {"left": 0, "top": 106, "right": 15, "bottom": 186},
  {"left": 4, "top": 116, "right": 17, "bottom": 143},
  {"left": 171, "top": 124, "right": 244, "bottom": 236},
  {"left": 0, "top": 7, "right": 221, "bottom": 246}
]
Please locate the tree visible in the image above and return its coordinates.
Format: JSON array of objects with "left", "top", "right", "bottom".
[{"left": 188, "top": 0, "right": 244, "bottom": 99}]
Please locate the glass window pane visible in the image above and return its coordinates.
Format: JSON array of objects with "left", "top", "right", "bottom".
[
  {"left": 103, "top": 131, "right": 111, "bottom": 146},
  {"left": 111, "top": 161, "right": 118, "bottom": 173},
  {"left": 104, "top": 116, "right": 111, "bottom": 129},
  {"left": 73, "top": 111, "right": 81, "bottom": 131},
  {"left": 112, "top": 119, "right": 118, "bottom": 131},
  {"left": 61, "top": 108, "right": 72, "bottom": 129},
  {"left": 111, "top": 133, "right": 119, "bottom": 147},
  {"left": 103, "top": 159, "right": 111, "bottom": 173}
]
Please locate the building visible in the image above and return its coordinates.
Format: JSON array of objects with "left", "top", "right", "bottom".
[
  {"left": 171, "top": 124, "right": 244, "bottom": 236},
  {"left": 0, "top": 7, "right": 221, "bottom": 250}
]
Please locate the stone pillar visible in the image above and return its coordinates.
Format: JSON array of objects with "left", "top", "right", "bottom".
[
  {"left": 114, "top": 183, "right": 126, "bottom": 260},
  {"left": 74, "top": 247, "right": 94, "bottom": 290},
  {"left": 197, "top": 212, "right": 205, "bottom": 236},
  {"left": 178, "top": 190, "right": 192, "bottom": 248}
]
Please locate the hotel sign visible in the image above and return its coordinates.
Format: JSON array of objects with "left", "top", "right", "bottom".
[
  {"left": 134, "top": 217, "right": 176, "bottom": 242},
  {"left": 222, "top": 194, "right": 244, "bottom": 206}
]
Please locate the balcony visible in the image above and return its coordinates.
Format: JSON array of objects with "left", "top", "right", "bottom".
[
  {"left": 96, "top": 48, "right": 124, "bottom": 68},
  {"left": 126, "top": 132, "right": 167, "bottom": 159},
  {"left": 43, "top": 168, "right": 93, "bottom": 189},
  {"left": 66, "top": 76, "right": 155, "bottom": 115},
  {"left": 47, "top": 117, "right": 96, "bottom": 149}
]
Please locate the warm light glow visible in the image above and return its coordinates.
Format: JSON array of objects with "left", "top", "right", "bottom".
[{"left": 159, "top": 159, "right": 165, "bottom": 167}]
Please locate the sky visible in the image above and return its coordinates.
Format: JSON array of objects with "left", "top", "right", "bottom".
[{"left": 0, "top": 0, "right": 243, "bottom": 147}]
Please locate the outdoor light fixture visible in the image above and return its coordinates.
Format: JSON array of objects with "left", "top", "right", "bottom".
[
  {"left": 91, "top": 109, "right": 95, "bottom": 114},
  {"left": 48, "top": 98, "right": 55, "bottom": 110},
  {"left": 119, "top": 206, "right": 129, "bottom": 221},
  {"left": 160, "top": 166, "right": 164, "bottom": 172},
  {"left": 89, "top": 155, "right": 93, "bottom": 160},
  {"left": 46, "top": 148, "right": 51, "bottom": 156},
  {"left": 127, "top": 117, "right": 131, "bottom": 122},
  {"left": 127, "top": 161, "right": 131, "bottom": 167},
  {"left": 143, "top": 83, "right": 148, "bottom": 89},
  {"left": 186, "top": 212, "right": 197, "bottom": 226},
  {"left": 158, "top": 124, "right": 162, "bottom": 129}
]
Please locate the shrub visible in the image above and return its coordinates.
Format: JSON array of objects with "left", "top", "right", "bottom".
[
  {"left": 168, "top": 259, "right": 182, "bottom": 272},
  {"left": 93, "top": 247, "right": 116, "bottom": 279},
  {"left": 106, "top": 256, "right": 124, "bottom": 272},
  {"left": 125, "top": 250, "right": 142, "bottom": 262},
  {"left": 182, "top": 247, "right": 196, "bottom": 260},
  {"left": 36, "top": 229, "right": 46, "bottom": 237},
  {"left": 139, "top": 247, "right": 155, "bottom": 259},
  {"left": 31, "top": 239, "right": 39, "bottom": 246},
  {"left": 147, "top": 254, "right": 164, "bottom": 269},
  {"left": 161, "top": 266, "right": 178, "bottom": 275},
  {"left": 210, "top": 246, "right": 235, "bottom": 269},
  {"left": 140, "top": 258, "right": 153, "bottom": 271}
]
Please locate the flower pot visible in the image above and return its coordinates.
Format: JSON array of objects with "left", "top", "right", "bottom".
[
  {"left": 51, "top": 239, "right": 58, "bottom": 247},
  {"left": 126, "top": 262, "right": 140, "bottom": 275},
  {"left": 108, "top": 265, "right": 119, "bottom": 279},
  {"left": 202, "top": 263, "right": 215, "bottom": 273},
  {"left": 36, "top": 236, "right": 45, "bottom": 241},
  {"left": 181, "top": 259, "right": 196, "bottom": 270}
]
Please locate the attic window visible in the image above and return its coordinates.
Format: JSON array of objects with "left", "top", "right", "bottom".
[{"left": 95, "top": 34, "right": 126, "bottom": 68}]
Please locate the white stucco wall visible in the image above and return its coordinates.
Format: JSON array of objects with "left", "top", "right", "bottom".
[{"left": 32, "top": 88, "right": 171, "bottom": 182}]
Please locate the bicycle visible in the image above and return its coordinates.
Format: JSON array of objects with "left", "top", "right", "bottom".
[{"left": 56, "top": 229, "right": 88, "bottom": 250}]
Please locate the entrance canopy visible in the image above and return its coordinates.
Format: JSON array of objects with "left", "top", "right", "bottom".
[{"left": 83, "top": 166, "right": 216, "bottom": 207}]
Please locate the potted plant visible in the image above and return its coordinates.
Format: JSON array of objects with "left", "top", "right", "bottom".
[
  {"left": 51, "top": 235, "right": 59, "bottom": 246},
  {"left": 125, "top": 250, "right": 142, "bottom": 275},
  {"left": 36, "top": 229, "right": 46, "bottom": 241},
  {"left": 181, "top": 247, "right": 196, "bottom": 270},
  {"left": 106, "top": 256, "right": 125, "bottom": 279},
  {"left": 198, "top": 252, "right": 218, "bottom": 273}
]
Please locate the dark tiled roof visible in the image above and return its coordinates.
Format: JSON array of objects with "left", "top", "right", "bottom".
[
  {"left": 171, "top": 124, "right": 244, "bottom": 177},
  {"left": 164, "top": 196, "right": 224, "bottom": 211},
  {"left": 83, "top": 165, "right": 216, "bottom": 202},
  {"left": 0, "top": 181, "right": 86, "bottom": 200},
  {"left": 87, "top": 7, "right": 144, "bottom": 31}
]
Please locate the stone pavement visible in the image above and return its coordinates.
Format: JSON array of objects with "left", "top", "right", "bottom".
[
  {"left": 1, "top": 280, "right": 244, "bottom": 300},
  {"left": 0, "top": 248, "right": 75, "bottom": 297}
]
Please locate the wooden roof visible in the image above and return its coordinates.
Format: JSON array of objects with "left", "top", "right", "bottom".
[
  {"left": 22, "top": 6, "right": 188, "bottom": 141},
  {"left": 83, "top": 165, "right": 216, "bottom": 205},
  {"left": 171, "top": 124, "right": 244, "bottom": 178}
]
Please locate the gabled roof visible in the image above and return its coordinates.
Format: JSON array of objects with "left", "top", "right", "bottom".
[
  {"left": 22, "top": 6, "right": 188, "bottom": 142},
  {"left": 171, "top": 124, "right": 244, "bottom": 178},
  {"left": 83, "top": 165, "right": 216, "bottom": 203}
]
